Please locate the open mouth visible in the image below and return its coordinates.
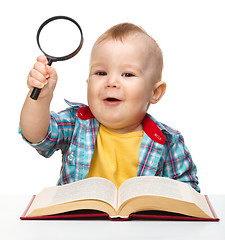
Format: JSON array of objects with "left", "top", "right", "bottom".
[
  {"left": 104, "top": 97, "right": 121, "bottom": 105},
  {"left": 105, "top": 98, "right": 120, "bottom": 102}
]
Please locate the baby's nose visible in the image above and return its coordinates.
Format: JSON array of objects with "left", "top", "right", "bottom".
[{"left": 105, "top": 75, "right": 120, "bottom": 88}]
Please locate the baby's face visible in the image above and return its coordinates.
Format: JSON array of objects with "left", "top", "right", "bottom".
[{"left": 87, "top": 36, "right": 157, "bottom": 133}]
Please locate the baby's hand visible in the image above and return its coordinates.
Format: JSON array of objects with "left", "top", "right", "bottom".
[{"left": 27, "top": 55, "right": 58, "bottom": 99}]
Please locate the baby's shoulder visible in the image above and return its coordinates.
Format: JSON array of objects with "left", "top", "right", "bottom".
[
  {"left": 149, "top": 115, "right": 183, "bottom": 144},
  {"left": 50, "top": 101, "right": 87, "bottom": 122},
  {"left": 64, "top": 100, "right": 87, "bottom": 110}
]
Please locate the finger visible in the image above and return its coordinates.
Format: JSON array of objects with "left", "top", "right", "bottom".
[
  {"left": 29, "top": 69, "right": 48, "bottom": 84},
  {"left": 27, "top": 76, "right": 46, "bottom": 89},
  {"left": 37, "top": 55, "right": 48, "bottom": 64},
  {"left": 46, "top": 65, "right": 58, "bottom": 80},
  {"left": 33, "top": 61, "right": 48, "bottom": 78}
]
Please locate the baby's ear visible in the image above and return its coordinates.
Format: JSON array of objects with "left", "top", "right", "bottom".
[{"left": 150, "top": 81, "right": 166, "bottom": 104}]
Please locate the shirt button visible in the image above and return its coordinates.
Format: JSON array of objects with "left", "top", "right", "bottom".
[
  {"left": 155, "top": 133, "right": 162, "bottom": 140},
  {"left": 68, "top": 153, "right": 74, "bottom": 160}
]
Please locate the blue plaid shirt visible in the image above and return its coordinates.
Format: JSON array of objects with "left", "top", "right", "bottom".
[{"left": 19, "top": 100, "right": 200, "bottom": 192}]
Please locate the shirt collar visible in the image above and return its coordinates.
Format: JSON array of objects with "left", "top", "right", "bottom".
[
  {"left": 142, "top": 114, "right": 165, "bottom": 145},
  {"left": 65, "top": 100, "right": 178, "bottom": 144},
  {"left": 145, "top": 114, "right": 179, "bottom": 144}
]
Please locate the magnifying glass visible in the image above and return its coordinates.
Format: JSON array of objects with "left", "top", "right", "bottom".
[{"left": 30, "top": 16, "right": 83, "bottom": 100}]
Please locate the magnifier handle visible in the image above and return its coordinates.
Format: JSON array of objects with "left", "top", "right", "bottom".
[{"left": 30, "top": 58, "right": 53, "bottom": 100}]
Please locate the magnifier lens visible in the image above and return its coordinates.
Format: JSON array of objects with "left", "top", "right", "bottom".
[
  {"left": 30, "top": 16, "right": 83, "bottom": 100},
  {"left": 38, "top": 19, "right": 82, "bottom": 58}
]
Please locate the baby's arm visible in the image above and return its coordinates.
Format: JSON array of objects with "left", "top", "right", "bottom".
[
  {"left": 163, "top": 134, "right": 200, "bottom": 192},
  {"left": 20, "top": 55, "right": 58, "bottom": 143}
]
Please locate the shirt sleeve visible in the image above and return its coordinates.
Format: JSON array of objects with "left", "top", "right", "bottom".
[
  {"left": 18, "top": 107, "right": 76, "bottom": 158},
  {"left": 163, "top": 134, "right": 200, "bottom": 193}
]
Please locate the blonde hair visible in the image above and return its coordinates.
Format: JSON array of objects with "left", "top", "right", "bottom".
[
  {"left": 96, "top": 22, "right": 148, "bottom": 43},
  {"left": 94, "top": 23, "right": 163, "bottom": 82}
]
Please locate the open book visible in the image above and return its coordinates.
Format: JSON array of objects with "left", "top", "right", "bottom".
[{"left": 21, "top": 176, "right": 219, "bottom": 221}]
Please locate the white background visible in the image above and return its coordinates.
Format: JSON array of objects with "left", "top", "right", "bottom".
[{"left": 1, "top": 0, "right": 224, "bottom": 195}]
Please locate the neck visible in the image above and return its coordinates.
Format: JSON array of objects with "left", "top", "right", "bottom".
[{"left": 105, "top": 122, "right": 143, "bottom": 134}]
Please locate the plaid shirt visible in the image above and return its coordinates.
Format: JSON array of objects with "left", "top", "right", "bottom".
[{"left": 20, "top": 100, "right": 200, "bottom": 192}]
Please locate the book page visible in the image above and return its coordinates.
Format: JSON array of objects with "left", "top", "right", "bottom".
[
  {"left": 26, "top": 187, "right": 57, "bottom": 216},
  {"left": 27, "top": 177, "right": 117, "bottom": 215},
  {"left": 118, "top": 176, "right": 185, "bottom": 207},
  {"left": 118, "top": 176, "right": 213, "bottom": 218},
  {"left": 51, "top": 177, "right": 117, "bottom": 208}
]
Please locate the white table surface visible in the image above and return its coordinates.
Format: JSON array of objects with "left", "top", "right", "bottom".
[{"left": 0, "top": 194, "right": 224, "bottom": 240}]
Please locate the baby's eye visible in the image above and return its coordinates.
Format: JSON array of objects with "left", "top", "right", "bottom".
[
  {"left": 122, "top": 73, "right": 135, "bottom": 77},
  {"left": 96, "top": 71, "right": 107, "bottom": 76}
]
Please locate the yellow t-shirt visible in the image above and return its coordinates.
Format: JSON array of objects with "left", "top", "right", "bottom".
[{"left": 87, "top": 124, "right": 144, "bottom": 188}]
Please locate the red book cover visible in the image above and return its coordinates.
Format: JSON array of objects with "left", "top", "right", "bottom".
[{"left": 20, "top": 195, "right": 220, "bottom": 221}]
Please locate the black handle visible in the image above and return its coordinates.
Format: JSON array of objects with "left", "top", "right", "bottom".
[{"left": 30, "top": 58, "right": 53, "bottom": 100}]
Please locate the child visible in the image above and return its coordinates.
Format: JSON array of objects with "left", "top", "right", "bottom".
[{"left": 19, "top": 23, "right": 200, "bottom": 192}]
